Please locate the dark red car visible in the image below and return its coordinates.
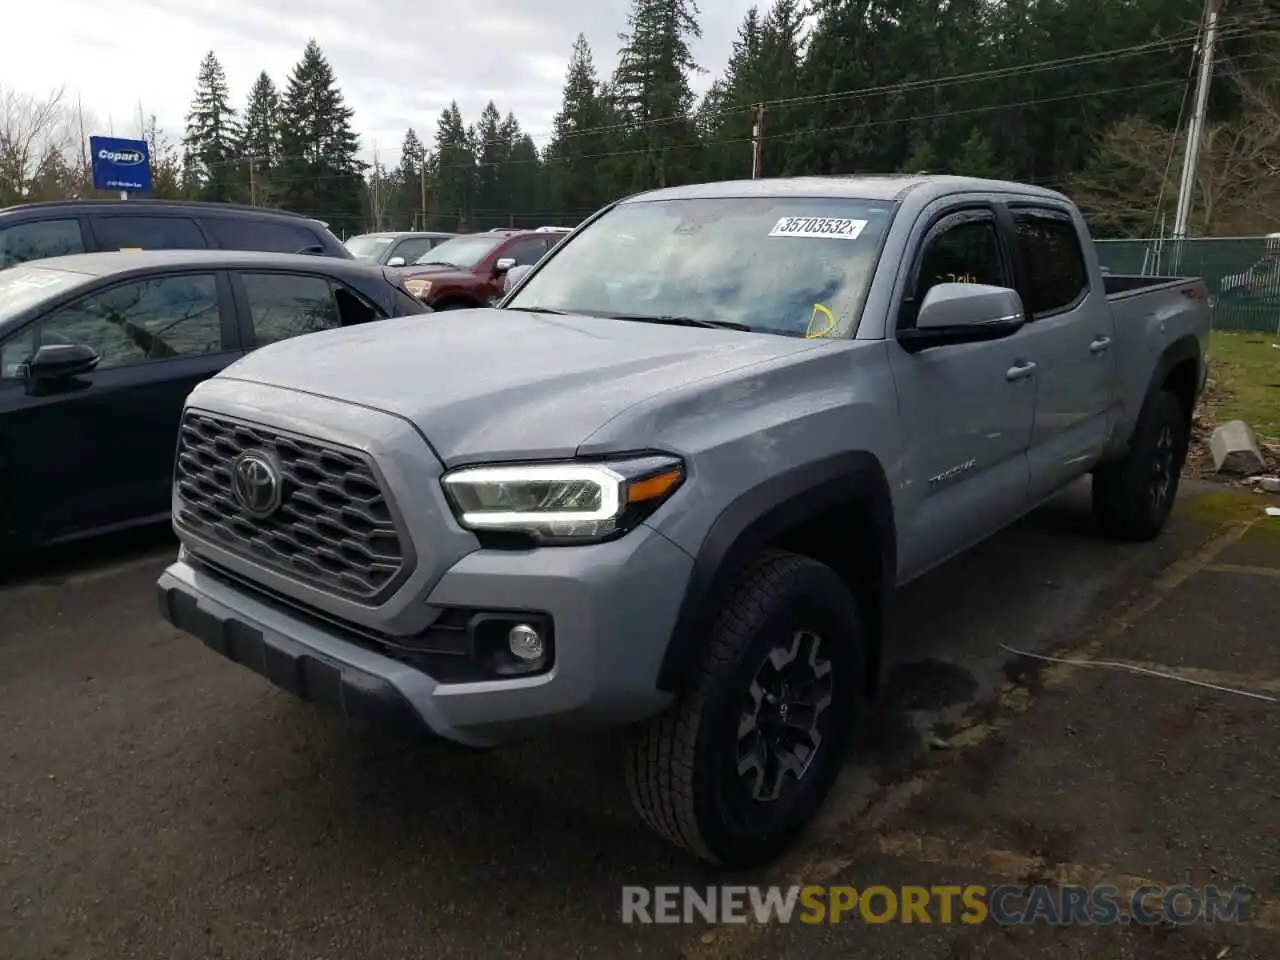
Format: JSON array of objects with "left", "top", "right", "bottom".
[{"left": 397, "top": 228, "right": 567, "bottom": 309}]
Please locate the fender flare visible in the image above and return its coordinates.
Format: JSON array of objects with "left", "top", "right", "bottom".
[
  {"left": 655, "top": 450, "right": 896, "bottom": 692},
  {"left": 1140, "top": 333, "right": 1204, "bottom": 422}
]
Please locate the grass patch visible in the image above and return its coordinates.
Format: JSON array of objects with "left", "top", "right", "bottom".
[{"left": 1206, "top": 331, "right": 1280, "bottom": 437}]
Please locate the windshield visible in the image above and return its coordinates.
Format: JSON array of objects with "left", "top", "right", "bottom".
[
  {"left": 413, "top": 234, "right": 503, "bottom": 269},
  {"left": 505, "top": 197, "right": 895, "bottom": 337},
  {"left": 345, "top": 236, "right": 395, "bottom": 260},
  {"left": 0, "top": 265, "right": 84, "bottom": 328}
]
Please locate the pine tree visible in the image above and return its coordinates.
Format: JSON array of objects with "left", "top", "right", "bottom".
[
  {"left": 276, "top": 39, "right": 366, "bottom": 234},
  {"left": 612, "top": 0, "right": 704, "bottom": 189},
  {"left": 546, "top": 34, "right": 618, "bottom": 213},
  {"left": 432, "top": 103, "right": 475, "bottom": 230},
  {"left": 182, "top": 51, "right": 238, "bottom": 202},
  {"left": 396, "top": 127, "right": 427, "bottom": 227},
  {"left": 473, "top": 102, "right": 505, "bottom": 226},
  {"left": 239, "top": 71, "right": 281, "bottom": 205}
]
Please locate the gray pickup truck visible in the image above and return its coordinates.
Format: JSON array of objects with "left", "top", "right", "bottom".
[{"left": 157, "top": 175, "right": 1210, "bottom": 867}]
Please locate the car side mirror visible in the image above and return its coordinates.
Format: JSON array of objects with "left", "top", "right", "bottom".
[
  {"left": 898, "top": 283, "right": 1025, "bottom": 353},
  {"left": 27, "top": 342, "right": 100, "bottom": 380},
  {"left": 494, "top": 257, "right": 516, "bottom": 274},
  {"left": 503, "top": 264, "right": 533, "bottom": 294},
  {"left": 386, "top": 256, "right": 406, "bottom": 267}
]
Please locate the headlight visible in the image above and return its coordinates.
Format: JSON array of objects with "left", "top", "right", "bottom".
[
  {"left": 441, "top": 455, "right": 684, "bottom": 544},
  {"left": 404, "top": 278, "right": 432, "bottom": 298}
]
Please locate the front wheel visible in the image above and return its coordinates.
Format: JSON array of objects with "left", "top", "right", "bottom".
[
  {"left": 1092, "top": 389, "right": 1189, "bottom": 541},
  {"left": 626, "top": 550, "right": 864, "bottom": 867}
]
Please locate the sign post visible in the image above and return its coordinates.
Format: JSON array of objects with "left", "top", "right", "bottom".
[{"left": 89, "top": 135, "right": 152, "bottom": 197}]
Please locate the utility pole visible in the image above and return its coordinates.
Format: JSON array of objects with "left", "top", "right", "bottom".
[
  {"left": 420, "top": 164, "right": 427, "bottom": 230},
  {"left": 1172, "top": 0, "right": 1224, "bottom": 242},
  {"left": 751, "top": 103, "right": 765, "bottom": 179}
]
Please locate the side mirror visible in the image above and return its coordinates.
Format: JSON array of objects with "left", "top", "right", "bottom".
[
  {"left": 494, "top": 257, "right": 516, "bottom": 274},
  {"left": 386, "top": 256, "right": 406, "bottom": 267},
  {"left": 503, "top": 264, "right": 533, "bottom": 294},
  {"left": 898, "top": 283, "right": 1025, "bottom": 353},
  {"left": 27, "top": 342, "right": 100, "bottom": 380}
]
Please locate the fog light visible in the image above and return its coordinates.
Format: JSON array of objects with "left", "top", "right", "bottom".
[{"left": 507, "top": 623, "right": 544, "bottom": 661}]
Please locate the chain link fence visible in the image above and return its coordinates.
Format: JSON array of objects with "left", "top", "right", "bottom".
[{"left": 1095, "top": 236, "right": 1280, "bottom": 334}]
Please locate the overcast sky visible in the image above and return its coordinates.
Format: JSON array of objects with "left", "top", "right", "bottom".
[{"left": 2, "top": 0, "right": 753, "bottom": 166}]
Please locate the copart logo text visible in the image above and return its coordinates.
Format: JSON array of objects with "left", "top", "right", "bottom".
[{"left": 98, "top": 148, "right": 145, "bottom": 165}]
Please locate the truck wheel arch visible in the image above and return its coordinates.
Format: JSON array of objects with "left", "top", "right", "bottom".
[
  {"left": 1151, "top": 333, "right": 1205, "bottom": 420},
  {"left": 656, "top": 451, "right": 896, "bottom": 697}
]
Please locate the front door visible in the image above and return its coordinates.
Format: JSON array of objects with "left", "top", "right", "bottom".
[
  {"left": 885, "top": 205, "right": 1038, "bottom": 580},
  {"left": 0, "top": 270, "right": 240, "bottom": 544}
]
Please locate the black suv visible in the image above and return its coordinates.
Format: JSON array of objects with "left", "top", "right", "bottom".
[{"left": 0, "top": 199, "right": 352, "bottom": 268}]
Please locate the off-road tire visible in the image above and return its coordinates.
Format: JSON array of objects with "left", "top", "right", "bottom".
[
  {"left": 1092, "top": 389, "right": 1189, "bottom": 542},
  {"left": 625, "top": 549, "right": 864, "bottom": 867}
]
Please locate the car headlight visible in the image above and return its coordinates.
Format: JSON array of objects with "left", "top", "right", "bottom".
[
  {"left": 404, "top": 278, "right": 432, "bottom": 298},
  {"left": 441, "top": 455, "right": 684, "bottom": 544}
]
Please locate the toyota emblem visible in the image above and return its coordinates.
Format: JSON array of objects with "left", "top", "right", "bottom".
[{"left": 230, "top": 450, "right": 283, "bottom": 518}]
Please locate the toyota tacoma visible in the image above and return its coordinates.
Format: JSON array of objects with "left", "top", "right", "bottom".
[{"left": 157, "top": 175, "right": 1210, "bottom": 867}]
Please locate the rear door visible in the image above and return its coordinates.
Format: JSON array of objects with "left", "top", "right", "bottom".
[
  {"left": 1002, "top": 203, "right": 1114, "bottom": 503},
  {"left": 87, "top": 214, "right": 209, "bottom": 252},
  {"left": 229, "top": 270, "right": 387, "bottom": 350},
  {"left": 0, "top": 269, "right": 241, "bottom": 542}
]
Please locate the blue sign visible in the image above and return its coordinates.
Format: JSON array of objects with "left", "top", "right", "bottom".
[{"left": 89, "top": 136, "right": 152, "bottom": 193}]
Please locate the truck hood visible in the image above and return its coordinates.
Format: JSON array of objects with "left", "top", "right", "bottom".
[
  {"left": 397, "top": 263, "right": 475, "bottom": 284},
  {"left": 213, "top": 308, "right": 821, "bottom": 464}
]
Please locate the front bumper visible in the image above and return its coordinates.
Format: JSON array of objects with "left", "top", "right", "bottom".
[{"left": 157, "top": 525, "right": 692, "bottom": 748}]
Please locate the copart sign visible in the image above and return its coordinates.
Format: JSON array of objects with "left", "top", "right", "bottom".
[{"left": 88, "top": 135, "right": 153, "bottom": 193}]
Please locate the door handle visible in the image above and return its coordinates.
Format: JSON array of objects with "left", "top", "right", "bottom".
[
  {"left": 1090, "top": 336, "right": 1112, "bottom": 353},
  {"left": 1005, "top": 361, "right": 1037, "bottom": 381}
]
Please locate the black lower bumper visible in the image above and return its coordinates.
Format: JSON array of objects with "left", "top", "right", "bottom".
[{"left": 157, "top": 582, "right": 431, "bottom": 741}]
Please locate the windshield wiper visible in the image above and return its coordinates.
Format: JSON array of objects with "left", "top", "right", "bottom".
[
  {"left": 513, "top": 305, "right": 568, "bottom": 315},
  {"left": 414, "top": 260, "right": 458, "bottom": 268},
  {"left": 602, "top": 312, "right": 752, "bottom": 332}
]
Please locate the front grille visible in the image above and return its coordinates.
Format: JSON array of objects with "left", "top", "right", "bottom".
[{"left": 174, "top": 412, "right": 412, "bottom": 602}]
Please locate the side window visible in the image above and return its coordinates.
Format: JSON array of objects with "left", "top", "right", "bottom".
[
  {"left": 240, "top": 273, "right": 340, "bottom": 348},
  {"left": 4, "top": 273, "right": 222, "bottom": 374},
  {"left": 0, "top": 219, "right": 86, "bottom": 267},
  {"left": 915, "top": 213, "right": 1006, "bottom": 296},
  {"left": 504, "top": 238, "right": 549, "bottom": 266},
  {"left": 1013, "top": 209, "right": 1088, "bottom": 315},
  {"left": 91, "top": 216, "right": 207, "bottom": 251},
  {"left": 389, "top": 238, "right": 433, "bottom": 264},
  {"left": 332, "top": 282, "right": 384, "bottom": 326},
  {"left": 203, "top": 218, "right": 323, "bottom": 254}
]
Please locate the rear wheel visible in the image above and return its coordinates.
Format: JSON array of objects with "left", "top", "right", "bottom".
[
  {"left": 626, "top": 550, "right": 864, "bottom": 867},
  {"left": 1092, "top": 389, "right": 1189, "bottom": 541}
]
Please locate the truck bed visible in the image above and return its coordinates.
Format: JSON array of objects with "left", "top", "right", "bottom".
[{"left": 1103, "top": 273, "right": 1193, "bottom": 299}]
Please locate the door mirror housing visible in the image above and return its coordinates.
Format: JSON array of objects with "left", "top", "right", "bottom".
[
  {"left": 493, "top": 257, "right": 516, "bottom": 274},
  {"left": 27, "top": 342, "right": 100, "bottom": 380},
  {"left": 386, "top": 256, "right": 406, "bottom": 267},
  {"left": 503, "top": 264, "right": 533, "bottom": 294},
  {"left": 898, "top": 283, "right": 1025, "bottom": 353}
]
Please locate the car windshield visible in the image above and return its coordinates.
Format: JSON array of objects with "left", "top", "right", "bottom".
[
  {"left": 412, "top": 234, "right": 503, "bottom": 269},
  {"left": 345, "top": 236, "right": 395, "bottom": 260},
  {"left": 504, "top": 196, "right": 896, "bottom": 338},
  {"left": 0, "top": 265, "right": 84, "bottom": 328}
]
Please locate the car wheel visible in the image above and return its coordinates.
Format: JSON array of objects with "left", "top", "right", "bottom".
[
  {"left": 1092, "top": 389, "right": 1189, "bottom": 542},
  {"left": 625, "top": 550, "right": 863, "bottom": 867}
]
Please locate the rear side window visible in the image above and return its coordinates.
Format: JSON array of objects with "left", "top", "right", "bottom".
[
  {"left": 91, "top": 215, "right": 207, "bottom": 251},
  {"left": 1013, "top": 209, "right": 1088, "bottom": 316},
  {"left": 203, "top": 218, "right": 326, "bottom": 254},
  {"left": 240, "top": 272, "right": 341, "bottom": 348},
  {"left": 0, "top": 219, "right": 86, "bottom": 267}
]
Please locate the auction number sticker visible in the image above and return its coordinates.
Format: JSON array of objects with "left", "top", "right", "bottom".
[{"left": 768, "top": 216, "right": 867, "bottom": 240}]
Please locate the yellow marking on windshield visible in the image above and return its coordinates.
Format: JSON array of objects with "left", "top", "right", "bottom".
[{"left": 805, "top": 303, "right": 836, "bottom": 338}]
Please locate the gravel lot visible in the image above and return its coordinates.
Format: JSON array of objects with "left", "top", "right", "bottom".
[{"left": 2, "top": 482, "right": 1277, "bottom": 959}]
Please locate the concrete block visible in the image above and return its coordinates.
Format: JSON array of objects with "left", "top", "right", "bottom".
[{"left": 1210, "top": 420, "right": 1267, "bottom": 475}]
